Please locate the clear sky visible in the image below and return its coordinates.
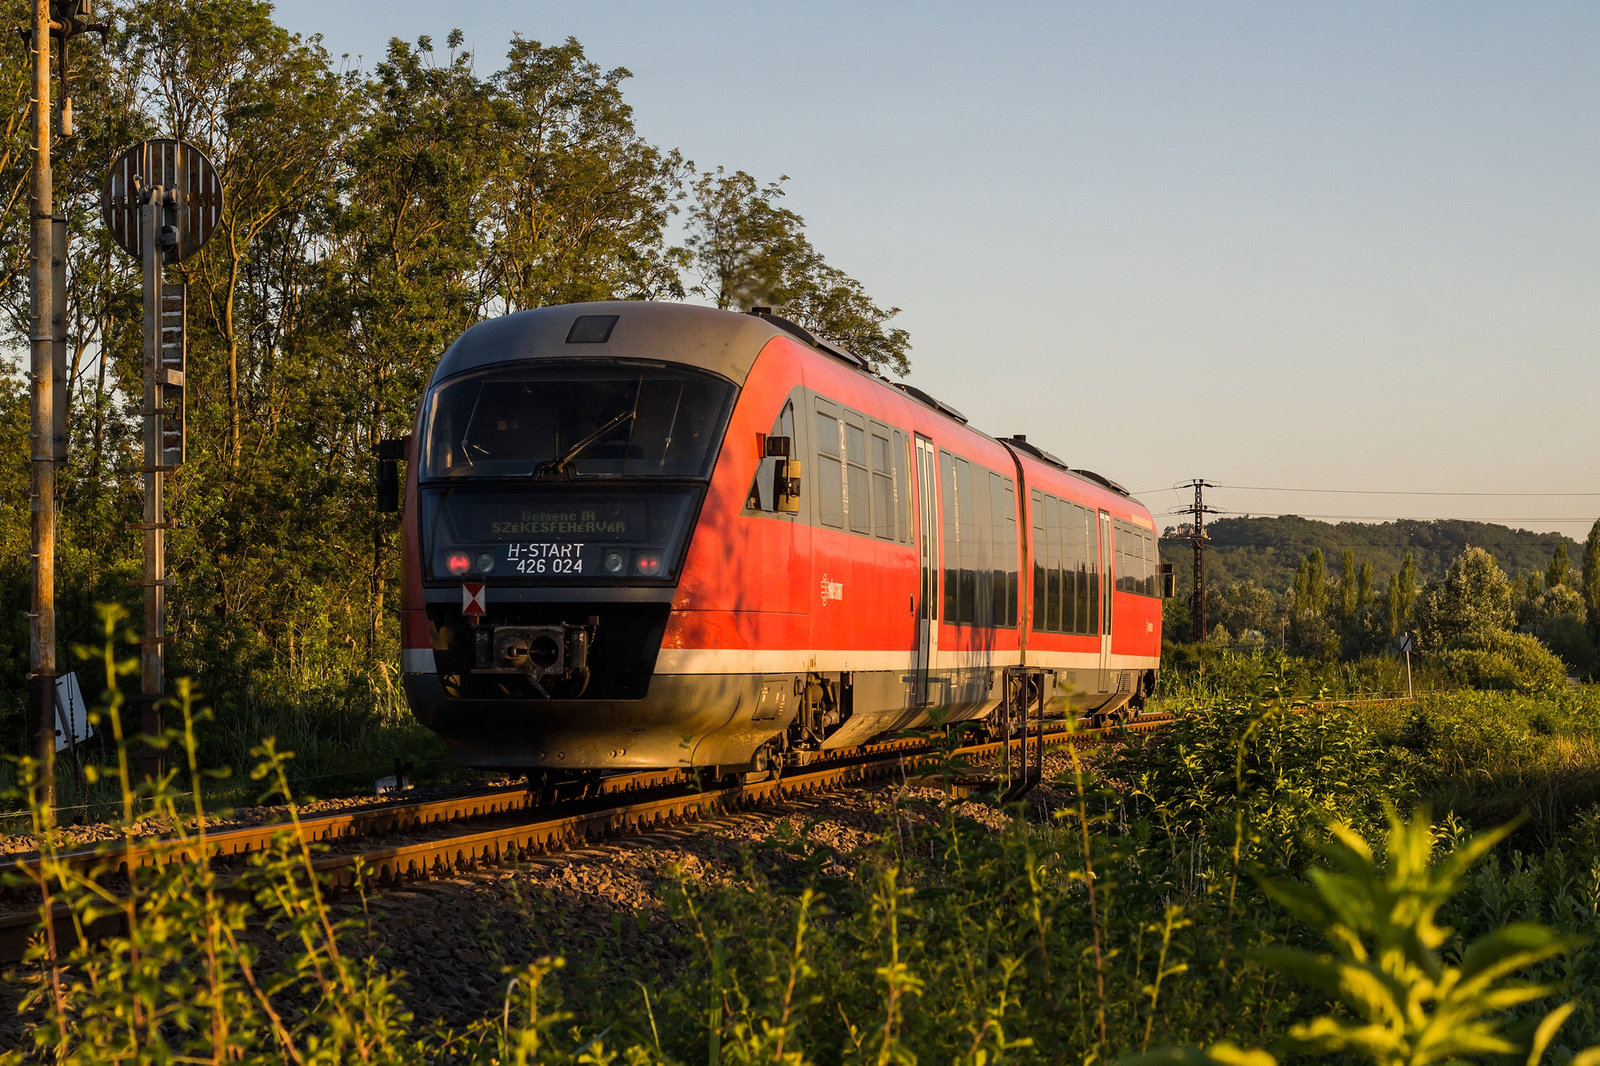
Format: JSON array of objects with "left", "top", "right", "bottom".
[{"left": 273, "top": 1, "right": 1600, "bottom": 539}]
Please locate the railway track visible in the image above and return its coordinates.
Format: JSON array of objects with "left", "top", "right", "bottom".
[{"left": 0, "top": 714, "right": 1173, "bottom": 963}]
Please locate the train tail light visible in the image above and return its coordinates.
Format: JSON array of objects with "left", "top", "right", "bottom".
[
  {"left": 446, "top": 552, "right": 471, "bottom": 576},
  {"left": 636, "top": 552, "right": 661, "bottom": 577}
]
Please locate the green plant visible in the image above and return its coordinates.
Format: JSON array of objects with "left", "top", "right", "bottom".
[{"left": 1122, "top": 810, "right": 1596, "bottom": 1066}]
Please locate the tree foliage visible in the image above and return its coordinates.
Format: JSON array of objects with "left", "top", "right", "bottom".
[
  {"left": 1414, "top": 547, "right": 1517, "bottom": 651},
  {"left": 0, "top": 7, "right": 911, "bottom": 743},
  {"left": 1546, "top": 541, "right": 1570, "bottom": 590},
  {"left": 685, "top": 167, "right": 911, "bottom": 375}
]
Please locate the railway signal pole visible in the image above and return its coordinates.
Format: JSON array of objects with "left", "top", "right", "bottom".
[
  {"left": 102, "top": 140, "right": 222, "bottom": 779},
  {"left": 1181, "top": 480, "right": 1218, "bottom": 642}
]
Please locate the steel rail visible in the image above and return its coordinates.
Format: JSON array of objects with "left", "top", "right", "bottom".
[
  {"left": 314, "top": 715, "right": 1174, "bottom": 889},
  {"left": 0, "top": 730, "right": 963, "bottom": 886}
]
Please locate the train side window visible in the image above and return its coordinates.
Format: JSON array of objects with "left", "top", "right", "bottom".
[
  {"left": 893, "top": 431, "right": 910, "bottom": 543},
  {"left": 1113, "top": 522, "right": 1129, "bottom": 593},
  {"left": 1031, "top": 491, "right": 1046, "bottom": 632},
  {"left": 1044, "top": 494, "right": 1061, "bottom": 632},
  {"left": 816, "top": 409, "right": 844, "bottom": 529},
  {"left": 844, "top": 418, "right": 869, "bottom": 535},
  {"left": 1062, "top": 504, "right": 1075, "bottom": 632},
  {"left": 940, "top": 451, "right": 959, "bottom": 622},
  {"left": 1003, "top": 479, "right": 1018, "bottom": 627},
  {"left": 871, "top": 428, "right": 894, "bottom": 540},
  {"left": 968, "top": 462, "right": 991, "bottom": 627},
  {"left": 1144, "top": 532, "right": 1157, "bottom": 595},
  {"left": 954, "top": 458, "right": 975, "bottom": 624},
  {"left": 988, "top": 472, "right": 1005, "bottom": 627},
  {"left": 1072, "top": 505, "right": 1086, "bottom": 633},
  {"left": 747, "top": 400, "right": 796, "bottom": 511},
  {"left": 1085, "top": 508, "right": 1101, "bottom": 633},
  {"left": 1049, "top": 496, "right": 1062, "bottom": 630},
  {"left": 990, "top": 472, "right": 1015, "bottom": 628}
]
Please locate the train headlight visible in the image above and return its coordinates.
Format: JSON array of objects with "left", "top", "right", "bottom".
[
  {"left": 603, "top": 550, "right": 627, "bottom": 574},
  {"left": 476, "top": 552, "right": 496, "bottom": 573},
  {"left": 636, "top": 552, "right": 661, "bottom": 577},
  {"left": 446, "top": 552, "right": 471, "bottom": 576}
]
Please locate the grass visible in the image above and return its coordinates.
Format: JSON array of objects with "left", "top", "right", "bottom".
[{"left": 7, "top": 615, "right": 1600, "bottom": 1063}]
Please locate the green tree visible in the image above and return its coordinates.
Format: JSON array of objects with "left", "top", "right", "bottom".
[
  {"left": 1583, "top": 519, "right": 1600, "bottom": 625},
  {"left": 1357, "top": 559, "right": 1373, "bottom": 607},
  {"left": 1413, "top": 547, "right": 1516, "bottom": 649},
  {"left": 124, "top": 0, "right": 352, "bottom": 468},
  {"left": 483, "top": 35, "right": 688, "bottom": 311},
  {"left": 1547, "top": 541, "right": 1570, "bottom": 589},
  {"left": 1398, "top": 551, "right": 1418, "bottom": 625},
  {"left": 1338, "top": 549, "right": 1356, "bottom": 621},
  {"left": 685, "top": 168, "right": 911, "bottom": 375},
  {"left": 1385, "top": 572, "right": 1402, "bottom": 637},
  {"left": 1306, "top": 548, "right": 1328, "bottom": 616}
]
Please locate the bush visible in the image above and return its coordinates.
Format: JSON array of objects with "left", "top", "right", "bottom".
[
  {"left": 1534, "top": 612, "right": 1592, "bottom": 673},
  {"left": 1429, "top": 629, "right": 1569, "bottom": 691},
  {"left": 1107, "top": 697, "right": 1409, "bottom": 869}
]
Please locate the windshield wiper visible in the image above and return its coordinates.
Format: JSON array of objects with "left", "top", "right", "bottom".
[{"left": 536, "top": 409, "right": 637, "bottom": 480}]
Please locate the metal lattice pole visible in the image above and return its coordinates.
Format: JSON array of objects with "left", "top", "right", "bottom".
[{"left": 1184, "top": 480, "right": 1216, "bottom": 643}]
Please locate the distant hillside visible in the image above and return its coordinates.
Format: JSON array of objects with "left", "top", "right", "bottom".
[{"left": 1158, "top": 516, "right": 1586, "bottom": 598}]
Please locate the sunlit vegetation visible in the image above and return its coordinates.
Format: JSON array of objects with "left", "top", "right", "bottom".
[{"left": 8, "top": 612, "right": 1600, "bottom": 1062}]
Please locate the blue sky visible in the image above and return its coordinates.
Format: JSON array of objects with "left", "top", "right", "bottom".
[{"left": 274, "top": 1, "right": 1600, "bottom": 539}]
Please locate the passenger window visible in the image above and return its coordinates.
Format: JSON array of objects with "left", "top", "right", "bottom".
[
  {"left": 1059, "top": 499, "right": 1075, "bottom": 634},
  {"left": 1031, "top": 491, "right": 1046, "bottom": 632},
  {"left": 940, "top": 451, "right": 959, "bottom": 622},
  {"left": 1002, "top": 479, "right": 1018, "bottom": 627},
  {"left": 893, "top": 431, "right": 910, "bottom": 543},
  {"left": 845, "top": 420, "right": 869, "bottom": 534},
  {"left": 989, "top": 472, "right": 1014, "bottom": 628},
  {"left": 956, "top": 458, "right": 977, "bottom": 625},
  {"left": 816, "top": 410, "right": 844, "bottom": 528},
  {"left": 1044, "top": 495, "right": 1060, "bottom": 633},
  {"left": 871, "top": 430, "right": 894, "bottom": 540}
]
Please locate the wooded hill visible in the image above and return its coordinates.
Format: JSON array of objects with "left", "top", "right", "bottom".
[{"left": 1159, "top": 516, "right": 1586, "bottom": 599}]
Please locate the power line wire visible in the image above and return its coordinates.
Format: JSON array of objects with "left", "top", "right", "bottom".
[
  {"left": 1154, "top": 509, "right": 1594, "bottom": 523},
  {"left": 1136, "top": 484, "right": 1600, "bottom": 498}
]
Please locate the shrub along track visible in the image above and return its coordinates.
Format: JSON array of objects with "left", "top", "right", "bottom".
[{"left": 0, "top": 713, "right": 1173, "bottom": 963}]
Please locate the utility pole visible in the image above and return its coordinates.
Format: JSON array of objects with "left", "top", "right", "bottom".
[
  {"left": 27, "top": 0, "right": 56, "bottom": 810},
  {"left": 1181, "top": 480, "right": 1218, "bottom": 642},
  {"left": 20, "top": 1, "right": 106, "bottom": 811}
]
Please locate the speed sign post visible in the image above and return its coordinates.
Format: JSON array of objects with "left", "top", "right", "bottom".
[{"left": 102, "top": 139, "right": 222, "bottom": 778}]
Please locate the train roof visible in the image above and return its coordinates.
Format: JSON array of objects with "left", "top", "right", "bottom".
[
  {"left": 431, "top": 300, "right": 1145, "bottom": 518},
  {"left": 431, "top": 301, "right": 801, "bottom": 388}
]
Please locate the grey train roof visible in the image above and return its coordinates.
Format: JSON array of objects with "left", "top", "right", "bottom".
[{"left": 429, "top": 302, "right": 788, "bottom": 388}]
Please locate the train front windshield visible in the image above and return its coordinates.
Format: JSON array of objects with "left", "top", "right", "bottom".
[
  {"left": 422, "top": 362, "right": 735, "bottom": 480},
  {"left": 418, "top": 362, "right": 737, "bottom": 584}
]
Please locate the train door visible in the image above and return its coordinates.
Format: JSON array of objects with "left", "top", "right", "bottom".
[
  {"left": 1098, "top": 510, "right": 1113, "bottom": 680},
  {"left": 914, "top": 436, "right": 938, "bottom": 703}
]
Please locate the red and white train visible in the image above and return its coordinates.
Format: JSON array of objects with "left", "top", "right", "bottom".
[{"left": 389, "top": 302, "right": 1164, "bottom": 773}]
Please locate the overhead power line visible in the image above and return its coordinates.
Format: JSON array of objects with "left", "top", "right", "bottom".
[
  {"left": 1153, "top": 509, "right": 1596, "bottom": 524},
  {"left": 1135, "top": 484, "right": 1600, "bottom": 498}
]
